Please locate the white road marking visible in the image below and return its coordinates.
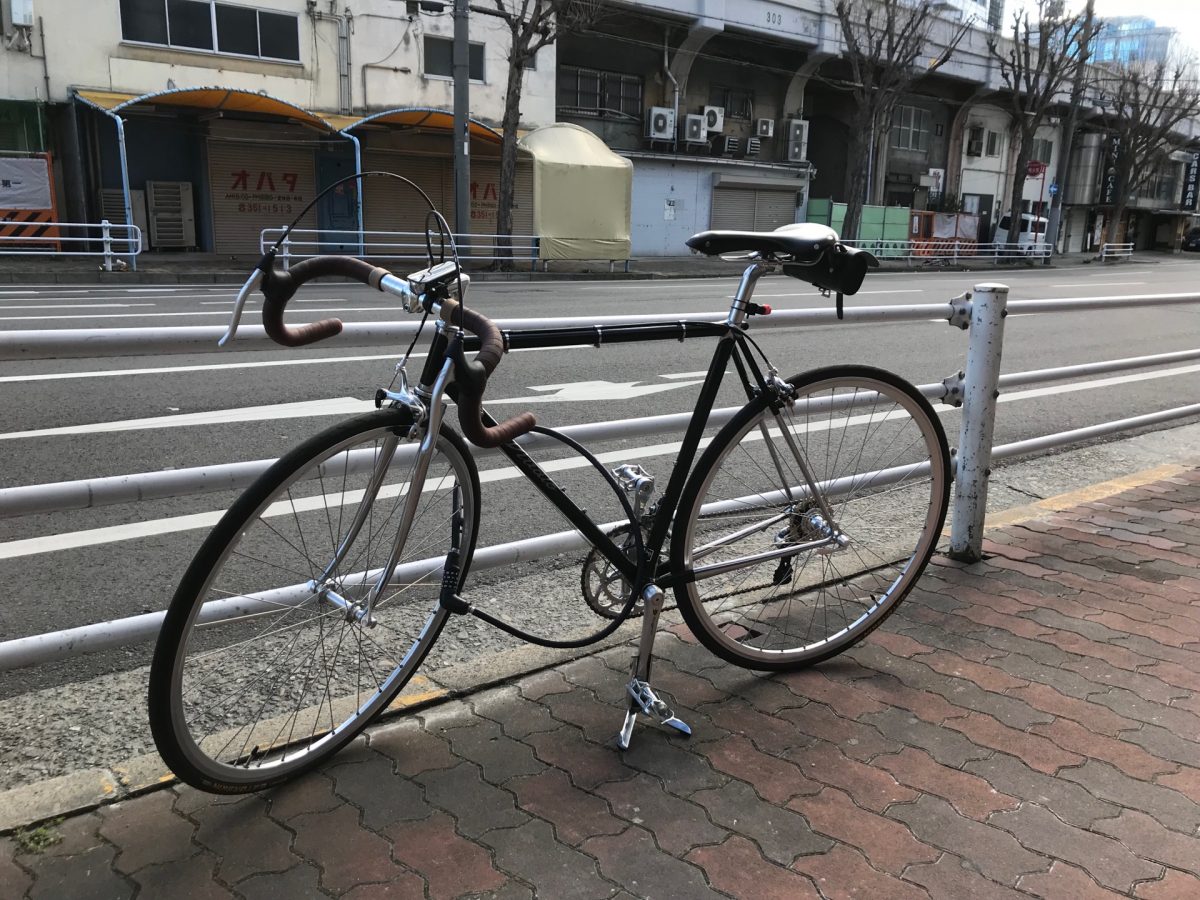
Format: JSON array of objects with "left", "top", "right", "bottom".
[
  {"left": 489, "top": 380, "right": 703, "bottom": 404},
  {"left": 1000, "top": 363, "right": 1200, "bottom": 401},
  {"left": 0, "top": 303, "right": 156, "bottom": 310},
  {"left": 0, "top": 353, "right": 403, "bottom": 384},
  {"left": 1050, "top": 282, "right": 1145, "bottom": 287},
  {"left": 0, "top": 307, "right": 394, "bottom": 322},
  {"left": 0, "top": 408, "right": 911, "bottom": 559},
  {"left": 0, "top": 343, "right": 576, "bottom": 385},
  {"left": 0, "top": 290, "right": 39, "bottom": 296},
  {"left": 0, "top": 398, "right": 374, "bottom": 440}
]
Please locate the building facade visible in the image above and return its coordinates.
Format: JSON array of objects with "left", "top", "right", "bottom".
[
  {"left": 0, "top": 0, "right": 555, "bottom": 254},
  {"left": 2, "top": 0, "right": 1196, "bottom": 258}
]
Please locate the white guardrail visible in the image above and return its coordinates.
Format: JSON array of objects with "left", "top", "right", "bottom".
[
  {"left": 0, "top": 219, "right": 142, "bottom": 271},
  {"left": 1101, "top": 242, "right": 1135, "bottom": 261},
  {"left": 1, "top": 286, "right": 1199, "bottom": 669},
  {"left": 842, "top": 239, "right": 1053, "bottom": 262},
  {"left": 261, "top": 228, "right": 541, "bottom": 271}
]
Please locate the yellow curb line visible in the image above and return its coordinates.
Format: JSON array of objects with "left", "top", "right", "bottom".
[{"left": 982, "top": 462, "right": 1194, "bottom": 531}]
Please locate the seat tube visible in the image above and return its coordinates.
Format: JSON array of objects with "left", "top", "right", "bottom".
[{"left": 727, "top": 261, "right": 771, "bottom": 328}]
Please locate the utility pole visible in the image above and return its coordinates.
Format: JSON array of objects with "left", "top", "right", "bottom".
[
  {"left": 453, "top": 0, "right": 470, "bottom": 237},
  {"left": 1046, "top": 0, "right": 1095, "bottom": 261}
]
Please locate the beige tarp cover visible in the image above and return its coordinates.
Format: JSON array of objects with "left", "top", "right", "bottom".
[{"left": 519, "top": 124, "right": 631, "bottom": 260}]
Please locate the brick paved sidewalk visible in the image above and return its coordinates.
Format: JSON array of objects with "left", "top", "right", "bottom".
[{"left": 3, "top": 469, "right": 1198, "bottom": 899}]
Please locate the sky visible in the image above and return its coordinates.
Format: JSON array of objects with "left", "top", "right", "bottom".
[{"left": 1070, "top": 2, "right": 1200, "bottom": 39}]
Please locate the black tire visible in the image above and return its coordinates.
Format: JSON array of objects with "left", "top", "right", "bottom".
[
  {"left": 671, "top": 366, "right": 950, "bottom": 671},
  {"left": 149, "top": 408, "right": 479, "bottom": 793}
]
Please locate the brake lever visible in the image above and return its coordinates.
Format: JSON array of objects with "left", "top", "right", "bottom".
[{"left": 219, "top": 268, "right": 265, "bottom": 347}]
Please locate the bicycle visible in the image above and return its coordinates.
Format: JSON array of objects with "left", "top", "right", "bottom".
[{"left": 148, "top": 206, "right": 951, "bottom": 794}]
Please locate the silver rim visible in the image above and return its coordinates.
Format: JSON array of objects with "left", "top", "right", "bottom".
[
  {"left": 168, "top": 422, "right": 473, "bottom": 783},
  {"left": 680, "top": 374, "right": 947, "bottom": 666}
]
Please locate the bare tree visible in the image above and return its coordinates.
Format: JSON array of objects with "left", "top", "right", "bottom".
[
  {"left": 987, "top": 0, "right": 1098, "bottom": 246},
  {"left": 1097, "top": 57, "right": 1200, "bottom": 244},
  {"left": 483, "top": 0, "right": 599, "bottom": 268},
  {"left": 834, "top": 0, "right": 965, "bottom": 241}
]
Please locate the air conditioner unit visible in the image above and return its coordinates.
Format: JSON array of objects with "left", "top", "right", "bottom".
[
  {"left": 756, "top": 118, "right": 775, "bottom": 139},
  {"left": 703, "top": 106, "right": 725, "bottom": 133},
  {"left": 716, "top": 135, "right": 740, "bottom": 156},
  {"left": 146, "top": 180, "right": 196, "bottom": 249},
  {"left": 785, "top": 119, "right": 809, "bottom": 163},
  {"left": 966, "top": 138, "right": 984, "bottom": 157},
  {"left": 745, "top": 137, "right": 762, "bottom": 157},
  {"left": 682, "top": 113, "right": 707, "bottom": 144},
  {"left": 11, "top": 0, "right": 34, "bottom": 27},
  {"left": 645, "top": 107, "right": 675, "bottom": 140}
]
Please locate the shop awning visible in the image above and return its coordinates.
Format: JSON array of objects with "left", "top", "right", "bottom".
[
  {"left": 335, "top": 107, "right": 503, "bottom": 144},
  {"left": 74, "top": 88, "right": 336, "bottom": 132}
]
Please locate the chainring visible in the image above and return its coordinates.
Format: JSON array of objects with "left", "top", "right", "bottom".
[{"left": 580, "top": 524, "right": 645, "bottom": 619}]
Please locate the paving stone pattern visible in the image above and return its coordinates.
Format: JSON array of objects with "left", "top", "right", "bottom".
[{"left": 3, "top": 470, "right": 1199, "bottom": 898}]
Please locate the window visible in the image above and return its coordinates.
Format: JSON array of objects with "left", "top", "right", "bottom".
[
  {"left": 558, "top": 66, "right": 642, "bottom": 118},
  {"left": 424, "top": 36, "right": 485, "bottom": 81},
  {"left": 891, "top": 105, "right": 930, "bottom": 152},
  {"left": 118, "top": 0, "right": 301, "bottom": 61},
  {"left": 1031, "top": 137, "right": 1053, "bottom": 164},
  {"left": 966, "top": 125, "right": 983, "bottom": 156},
  {"left": 708, "top": 85, "right": 754, "bottom": 120},
  {"left": 986, "top": 130, "right": 1002, "bottom": 157}
]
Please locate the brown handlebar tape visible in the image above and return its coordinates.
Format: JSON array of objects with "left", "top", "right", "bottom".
[
  {"left": 261, "top": 256, "right": 392, "bottom": 347},
  {"left": 438, "top": 298, "right": 536, "bottom": 446}
]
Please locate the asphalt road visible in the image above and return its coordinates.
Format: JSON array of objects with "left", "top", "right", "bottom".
[{"left": 0, "top": 258, "right": 1198, "bottom": 784}]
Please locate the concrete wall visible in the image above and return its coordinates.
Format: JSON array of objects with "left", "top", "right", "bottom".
[
  {"left": 627, "top": 155, "right": 807, "bottom": 255},
  {"left": 629, "top": 158, "right": 715, "bottom": 256}
]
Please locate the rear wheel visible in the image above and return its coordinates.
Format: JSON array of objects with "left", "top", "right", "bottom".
[
  {"left": 672, "top": 366, "right": 949, "bottom": 670},
  {"left": 149, "top": 408, "right": 478, "bottom": 793}
]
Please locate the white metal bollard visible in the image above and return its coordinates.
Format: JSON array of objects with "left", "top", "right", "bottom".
[
  {"left": 949, "top": 283, "right": 1009, "bottom": 561},
  {"left": 101, "top": 219, "right": 113, "bottom": 272}
]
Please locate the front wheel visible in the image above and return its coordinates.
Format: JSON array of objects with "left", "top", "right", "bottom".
[
  {"left": 149, "top": 408, "right": 479, "bottom": 793},
  {"left": 671, "top": 366, "right": 949, "bottom": 671}
]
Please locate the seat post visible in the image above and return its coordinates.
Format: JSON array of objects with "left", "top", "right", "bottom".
[{"left": 727, "top": 261, "right": 771, "bottom": 327}]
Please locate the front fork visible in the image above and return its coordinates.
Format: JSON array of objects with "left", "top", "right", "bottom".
[{"left": 313, "top": 358, "right": 454, "bottom": 624}]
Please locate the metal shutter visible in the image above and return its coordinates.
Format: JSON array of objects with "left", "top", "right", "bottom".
[
  {"left": 514, "top": 160, "right": 534, "bottom": 236},
  {"left": 363, "top": 153, "right": 448, "bottom": 234},
  {"left": 753, "top": 189, "right": 797, "bottom": 230},
  {"left": 208, "top": 141, "right": 316, "bottom": 255},
  {"left": 464, "top": 158, "right": 534, "bottom": 236},
  {"left": 710, "top": 186, "right": 756, "bottom": 230}
]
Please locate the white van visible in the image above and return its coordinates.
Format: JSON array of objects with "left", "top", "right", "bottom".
[{"left": 994, "top": 213, "right": 1050, "bottom": 257}]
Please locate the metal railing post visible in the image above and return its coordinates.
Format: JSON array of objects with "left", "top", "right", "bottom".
[
  {"left": 281, "top": 235, "right": 291, "bottom": 271},
  {"left": 101, "top": 219, "right": 113, "bottom": 272},
  {"left": 949, "top": 282, "right": 1009, "bottom": 562}
]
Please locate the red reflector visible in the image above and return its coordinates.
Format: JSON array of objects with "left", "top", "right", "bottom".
[{"left": 762, "top": 304, "right": 772, "bottom": 315}]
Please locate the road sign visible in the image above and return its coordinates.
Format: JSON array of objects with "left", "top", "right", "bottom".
[
  {"left": 1048, "top": 182, "right": 1060, "bottom": 196},
  {"left": 1026, "top": 160, "right": 1048, "bottom": 178}
]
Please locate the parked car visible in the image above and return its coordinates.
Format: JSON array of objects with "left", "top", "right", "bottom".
[
  {"left": 1183, "top": 227, "right": 1200, "bottom": 251},
  {"left": 994, "top": 213, "right": 1050, "bottom": 258}
]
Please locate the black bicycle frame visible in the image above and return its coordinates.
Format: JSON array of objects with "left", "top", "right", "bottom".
[{"left": 427, "top": 317, "right": 775, "bottom": 591}]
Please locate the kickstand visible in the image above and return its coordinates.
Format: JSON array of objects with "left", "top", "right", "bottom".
[{"left": 616, "top": 584, "right": 691, "bottom": 750}]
